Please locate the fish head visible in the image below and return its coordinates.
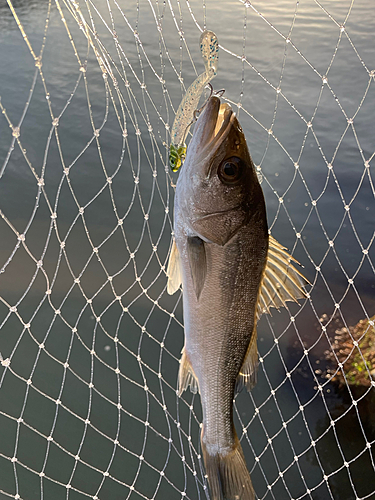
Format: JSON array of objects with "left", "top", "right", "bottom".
[{"left": 175, "top": 96, "right": 266, "bottom": 246}]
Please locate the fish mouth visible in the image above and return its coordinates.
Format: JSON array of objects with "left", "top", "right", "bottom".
[
  {"left": 192, "top": 96, "right": 235, "bottom": 163},
  {"left": 213, "top": 101, "right": 233, "bottom": 137}
]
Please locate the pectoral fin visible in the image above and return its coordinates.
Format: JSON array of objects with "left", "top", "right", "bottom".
[
  {"left": 257, "top": 235, "right": 310, "bottom": 319},
  {"left": 178, "top": 348, "right": 199, "bottom": 396},
  {"left": 236, "top": 327, "right": 258, "bottom": 393},
  {"left": 167, "top": 239, "right": 182, "bottom": 295},
  {"left": 187, "top": 236, "right": 207, "bottom": 300}
]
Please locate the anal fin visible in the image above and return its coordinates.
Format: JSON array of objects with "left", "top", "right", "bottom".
[
  {"left": 178, "top": 348, "right": 199, "bottom": 396},
  {"left": 236, "top": 328, "right": 258, "bottom": 393}
]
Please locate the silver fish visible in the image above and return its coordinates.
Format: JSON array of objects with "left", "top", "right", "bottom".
[{"left": 167, "top": 96, "right": 307, "bottom": 500}]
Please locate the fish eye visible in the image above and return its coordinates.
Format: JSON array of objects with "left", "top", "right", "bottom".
[{"left": 218, "top": 156, "right": 243, "bottom": 184}]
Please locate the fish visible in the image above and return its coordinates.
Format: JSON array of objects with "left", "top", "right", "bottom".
[
  {"left": 169, "top": 30, "right": 219, "bottom": 172},
  {"left": 167, "top": 95, "right": 308, "bottom": 500}
]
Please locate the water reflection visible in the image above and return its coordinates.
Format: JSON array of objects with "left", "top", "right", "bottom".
[{"left": 0, "top": 0, "right": 42, "bottom": 22}]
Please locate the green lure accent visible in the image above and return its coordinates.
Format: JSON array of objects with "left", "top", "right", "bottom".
[{"left": 169, "top": 143, "right": 187, "bottom": 172}]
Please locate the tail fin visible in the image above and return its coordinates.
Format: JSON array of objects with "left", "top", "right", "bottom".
[{"left": 201, "top": 431, "right": 255, "bottom": 500}]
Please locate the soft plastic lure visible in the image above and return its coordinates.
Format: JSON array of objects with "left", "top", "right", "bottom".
[{"left": 169, "top": 30, "right": 219, "bottom": 172}]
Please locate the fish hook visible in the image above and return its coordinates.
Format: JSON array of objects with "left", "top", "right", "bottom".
[
  {"left": 213, "top": 88, "right": 225, "bottom": 97},
  {"left": 193, "top": 82, "right": 214, "bottom": 121},
  {"left": 193, "top": 84, "right": 225, "bottom": 120}
]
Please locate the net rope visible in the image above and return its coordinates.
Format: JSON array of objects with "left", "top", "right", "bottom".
[{"left": 0, "top": 0, "right": 374, "bottom": 499}]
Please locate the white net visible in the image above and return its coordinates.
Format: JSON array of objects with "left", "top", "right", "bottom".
[{"left": 0, "top": 0, "right": 374, "bottom": 499}]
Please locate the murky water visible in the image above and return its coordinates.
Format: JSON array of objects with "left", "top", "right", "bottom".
[{"left": 0, "top": 1, "right": 374, "bottom": 499}]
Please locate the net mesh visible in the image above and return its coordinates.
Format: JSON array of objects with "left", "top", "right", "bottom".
[{"left": 0, "top": 0, "right": 374, "bottom": 499}]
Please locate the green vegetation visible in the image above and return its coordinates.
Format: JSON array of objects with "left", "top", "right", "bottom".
[{"left": 324, "top": 315, "right": 375, "bottom": 387}]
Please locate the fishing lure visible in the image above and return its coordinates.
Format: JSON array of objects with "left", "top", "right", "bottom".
[{"left": 169, "top": 30, "right": 219, "bottom": 172}]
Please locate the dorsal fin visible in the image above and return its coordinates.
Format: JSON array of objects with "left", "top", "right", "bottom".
[
  {"left": 167, "top": 239, "right": 182, "bottom": 295},
  {"left": 257, "top": 235, "right": 309, "bottom": 319}
]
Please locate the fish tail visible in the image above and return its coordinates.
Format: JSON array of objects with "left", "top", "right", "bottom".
[{"left": 201, "top": 429, "right": 255, "bottom": 500}]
